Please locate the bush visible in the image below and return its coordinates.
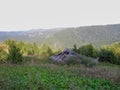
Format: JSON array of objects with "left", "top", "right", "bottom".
[
  {"left": 99, "top": 48, "right": 115, "bottom": 63},
  {"left": 0, "top": 48, "right": 7, "bottom": 63},
  {"left": 99, "top": 43, "right": 120, "bottom": 65},
  {"left": 65, "top": 57, "right": 80, "bottom": 65},
  {"left": 39, "top": 43, "right": 53, "bottom": 56},
  {"left": 73, "top": 44, "right": 98, "bottom": 58},
  {"left": 73, "top": 42, "right": 120, "bottom": 65},
  {"left": 82, "top": 57, "right": 97, "bottom": 67},
  {"left": 7, "top": 41, "right": 23, "bottom": 64}
]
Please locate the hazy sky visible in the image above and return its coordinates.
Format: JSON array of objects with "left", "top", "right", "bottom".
[{"left": 0, "top": 0, "right": 120, "bottom": 31}]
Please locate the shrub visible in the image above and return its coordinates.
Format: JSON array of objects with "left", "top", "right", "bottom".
[
  {"left": 74, "top": 44, "right": 98, "bottom": 58},
  {"left": 82, "top": 57, "right": 97, "bottom": 67},
  {"left": 99, "top": 43, "right": 120, "bottom": 65},
  {"left": 0, "top": 48, "right": 7, "bottom": 63},
  {"left": 47, "top": 47, "right": 53, "bottom": 56},
  {"left": 99, "top": 48, "right": 115, "bottom": 63},
  {"left": 65, "top": 57, "right": 80, "bottom": 65},
  {"left": 73, "top": 44, "right": 78, "bottom": 52},
  {"left": 7, "top": 41, "right": 23, "bottom": 64},
  {"left": 39, "top": 43, "right": 53, "bottom": 56}
]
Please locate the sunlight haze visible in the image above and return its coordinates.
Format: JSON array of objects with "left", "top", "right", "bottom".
[{"left": 0, "top": 0, "right": 120, "bottom": 31}]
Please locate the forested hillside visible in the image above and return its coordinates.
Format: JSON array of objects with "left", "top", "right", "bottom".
[
  {"left": 53, "top": 24, "right": 120, "bottom": 47},
  {"left": 0, "top": 24, "right": 120, "bottom": 48}
]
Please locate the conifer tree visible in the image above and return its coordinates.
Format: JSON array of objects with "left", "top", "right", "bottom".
[{"left": 7, "top": 41, "right": 23, "bottom": 64}]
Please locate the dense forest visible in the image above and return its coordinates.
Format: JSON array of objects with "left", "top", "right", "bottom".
[{"left": 0, "top": 24, "right": 120, "bottom": 48}]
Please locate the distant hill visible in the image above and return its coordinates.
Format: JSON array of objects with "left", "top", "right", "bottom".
[{"left": 0, "top": 24, "right": 120, "bottom": 48}]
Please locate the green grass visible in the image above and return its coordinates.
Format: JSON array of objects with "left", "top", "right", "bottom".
[{"left": 0, "top": 56, "right": 120, "bottom": 90}]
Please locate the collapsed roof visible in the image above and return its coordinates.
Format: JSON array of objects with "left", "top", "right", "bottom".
[{"left": 50, "top": 48, "right": 99, "bottom": 64}]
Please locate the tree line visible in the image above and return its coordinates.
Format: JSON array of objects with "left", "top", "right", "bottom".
[
  {"left": 0, "top": 40, "right": 54, "bottom": 64},
  {"left": 0, "top": 39, "right": 120, "bottom": 65}
]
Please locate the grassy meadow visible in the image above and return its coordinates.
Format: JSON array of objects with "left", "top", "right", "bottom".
[{"left": 0, "top": 56, "right": 120, "bottom": 90}]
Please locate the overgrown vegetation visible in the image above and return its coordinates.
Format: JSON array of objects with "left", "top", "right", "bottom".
[
  {"left": 7, "top": 40, "right": 23, "bottom": 64},
  {"left": 0, "top": 40, "right": 54, "bottom": 64},
  {"left": 0, "top": 40, "right": 120, "bottom": 65},
  {"left": 0, "top": 40, "right": 120, "bottom": 89},
  {"left": 0, "top": 63, "right": 120, "bottom": 90},
  {"left": 99, "top": 42, "right": 120, "bottom": 64},
  {"left": 0, "top": 48, "right": 7, "bottom": 63},
  {"left": 73, "top": 44, "right": 98, "bottom": 58},
  {"left": 73, "top": 43, "right": 120, "bottom": 65}
]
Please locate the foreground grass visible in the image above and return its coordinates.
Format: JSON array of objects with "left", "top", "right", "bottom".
[
  {"left": 0, "top": 56, "right": 120, "bottom": 90},
  {"left": 0, "top": 57, "right": 120, "bottom": 90}
]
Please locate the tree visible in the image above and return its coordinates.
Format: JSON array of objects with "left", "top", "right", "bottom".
[
  {"left": 99, "top": 43, "right": 120, "bottom": 65},
  {"left": 39, "top": 43, "right": 53, "bottom": 56},
  {"left": 99, "top": 48, "right": 115, "bottom": 63},
  {"left": 47, "top": 46, "right": 53, "bottom": 56},
  {"left": 0, "top": 48, "right": 7, "bottom": 62},
  {"left": 73, "top": 44, "right": 77, "bottom": 52},
  {"left": 78, "top": 44, "right": 98, "bottom": 57},
  {"left": 7, "top": 41, "right": 23, "bottom": 64}
]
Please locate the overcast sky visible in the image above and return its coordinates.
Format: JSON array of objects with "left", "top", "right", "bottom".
[{"left": 0, "top": 0, "right": 120, "bottom": 31}]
